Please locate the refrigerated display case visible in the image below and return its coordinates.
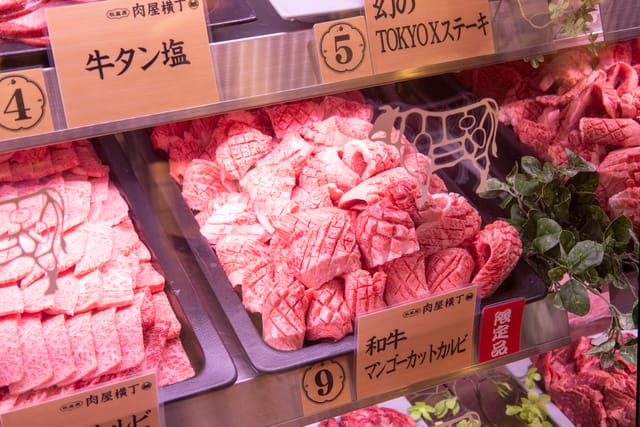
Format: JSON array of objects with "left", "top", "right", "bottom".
[{"left": 0, "top": 0, "right": 638, "bottom": 426}]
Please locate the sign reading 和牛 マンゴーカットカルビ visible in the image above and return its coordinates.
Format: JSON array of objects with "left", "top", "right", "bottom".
[
  {"left": 46, "top": 0, "right": 219, "bottom": 129},
  {"left": 363, "top": 0, "right": 495, "bottom": 75}
]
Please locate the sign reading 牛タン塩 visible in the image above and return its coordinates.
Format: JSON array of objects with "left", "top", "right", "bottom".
[
  {"left": 46, "top": 0, "right": 219, "bottom": 129},
  {"left": 363, "top": 0, "right": 495, "bottom": 75},
  {"left": 355, "top": 286, "right": 477, "bottom": 400},
  {"left": 0, "top": 68, "right": 54, "bottom": 141},
  {"left": 1, "top": 372, "right": 160, "bottom": 427},
  {"left": 478, "top": 298, "right": 526, "bottom": 363}
]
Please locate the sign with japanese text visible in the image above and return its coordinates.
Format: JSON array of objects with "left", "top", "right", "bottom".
[
  {"left": 1, "top": 372, "right": 160, "bottom": 427},
  {"left": 355, "top": 286, "right": 477, "bottom": 399},
  {"left": 46, "top": 0, "right": 219, "bottom": 128},
  {"left": 363, "top": 0, "right": 495, "bottom": 74},
  {"left": 478, "top": 298, "right": 525, "bottom": 363},
  {"left": 299, "top": 356, "right": 353, "bottom": 417},
  {"left": 0, "top": 68, "right": 54, "bottom": 141},
  {"left": 313, "top": 16, "right": 374, "bottom": 84}
]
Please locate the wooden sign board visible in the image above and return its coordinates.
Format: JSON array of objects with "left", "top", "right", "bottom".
[
  {"left": 363, "top": 0, "right": 495, "bottom": 74},
  {"left": 46, "top": 0, "right": 219, "bottom": 128}
]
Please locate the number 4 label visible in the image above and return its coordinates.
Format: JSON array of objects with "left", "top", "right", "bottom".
[
  {"left": 313, "top": 16, "right": 374, "bottom": 84},
  {"left": 0, "top": 69, "right": 54, "bottom": 141},
  {"left": 299, "top": 357, "right": 353, "bottom": 417}
]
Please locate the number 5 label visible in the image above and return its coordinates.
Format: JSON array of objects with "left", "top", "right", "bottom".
[
  {"left": 299, "top": 357, "right": 353, "bottom": 417},
  {"left": 313, "top": 16, "right": 374, "bottom": 84},
  {"left": 0, "top": 68, "right": 54, "bottom": 141}
]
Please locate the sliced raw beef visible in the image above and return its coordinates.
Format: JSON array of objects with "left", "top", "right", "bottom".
[
  {"left": 137, "top": 319, "right": 171, "bottom": 373},
  {"left": 56, "top": 224, "right": 88, "bottom": 272},
  {"left": 181, "top": 159, "right": 227, "bottom": 211},
  {"left": 579, "top": 118, "right": 640, "bottom": 147},
  {"left": 271, "top": 207, "right": 361, "bottom": 288},
  {"left": 21, "top": 276, "right": 54, "bottom": 313},
  {"left": 134, "top": 262, "right": 166, "bottom": 293},
  {"left": 261, "top": 282, "right": 309, "bottom": 351},
  {"left": 99, "top": 254, "right": 135, "bottom": 309},
  {"left": 74, "top": 222, "right": 113, "bottom": 276},
  {"left": 61, "top": 175, "right": 92, "bottom": 230},
  {"left": 0, "top": 251, "right": 34, "bottom": 286},
  {"left": 9, "top": 314, "right": 52, "bottom": 394},
  {"left": 470, "top": 220, "right": 522, "bottom": 298},
  {"left": 87, "top": 175, "right": 110, "bottom": 222},
  {"left": 133, "top": 288, "right": 156, "bottom": 330},
  {"left": 382, "top": 251, "right": 429, "bottom": 306},
  {"left": 305, "top": 279, "right": 353, "bottom": 342},
  {"left": 0, "top": 315, "right": 23, "bottom": 387},
  {"left": 63, "top": 311, "right": 97, "bottom": 384},
  {"left": 355, "top": 201, "right": 419, "bottom": 268},
  {"left": 608, "top": 186, "right": 640, "bottom": 231},
  {"left": 320, "top": 95, "right": 373, "bottom": 122},
  {"left": 200, "top": 193, "right": 267, "bottom": 244},
  {"left": 50, "top": 272, "right": 81, "bottom": 316},
  {"left": 133, "top": 240, "right": 152, "bottom": 263},
  {"left": 158, "top": 338, "right": 195, "bottom": 386},
  {"left": 424, "top": 248, "right": 475, "bottom": 295},
  {"left": 292, "top": 183, "right": 341, "bottom": 210},
  {"left": 264, "top": 100, "right": 324, "bottom": 139},
  {"left": 415, "top": 193, "right": 481, "bottom": 256},
  {"left": 40, "top": 314, "right": 77, "bottom": 388},
  {"left": 597, "top": 146, "right": 640, "bottom": 201},
  {"left": 343, "top": 269, "right": 387, "bottom": 316},
  {"left": 111, "top": 218, "right": 140, "bottom": 256},
  {"left": 320, "top": 404, "right": 416, "bottom": 427},
  {"left": 341, "top": 139, "right": 400, "bottom": 180},
  {"left": 215, "top": 123, "right": 272, "bottom": 180},
  {"left": 152, "top": 292, "right": 182, "bottom": 340},
  {"left": 115, "top": 303, "right": 144, "bottom": 371},
  {"left": 72, "top": 142, "right": 109, "bottom": 178},
  {"left": 240, "top": 160, "right": 296, "bottom": 217},
  {"left": 298, "top": 148, "right": 361, "bottom": 193},
  {"left": 0, "top": 284, "right": 23, "bottom": 316},
  {"left": 339, "top": 167, "right": 422, "bottom": 213},
  {"left": 74, "top": 269, "right": 103, "bottom": 313},
  {"left": 215, "top": 235, "right": 270, "bottom": 289},
  {"left": 302, "top": 116, "right": 367, "bottom": 148},
  {"left": 91, "top": 308, "right": 123, "bottom": 376},
  {"left": 253, "top": 132, "right": 314, "bottom": 175},
  {"left": 96, "top": 184, "right": 129, "bottom": 226}
]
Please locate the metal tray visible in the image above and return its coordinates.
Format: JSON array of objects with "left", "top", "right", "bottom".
[{"left": 93, "top": 136, "right": 237, "bottom": 401}]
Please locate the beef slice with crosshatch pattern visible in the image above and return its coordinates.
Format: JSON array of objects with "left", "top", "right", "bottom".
[
  {"left": 240, "top": 160, "right": 297, "bottom": 217},
  {"left": 470, "top": 220, "right": 522, "bottom": 298},
  {"left": 382, "top": 251, "right": 430, "bottom": 306},
  {"left": 265, "top": 99, "right": 325, "bottom": 139},
  {"left": 343, "top": 269, "right": 387, "bottom": 317},
  {"left": 425, "top": 248, "right": 475, "bottom": 295},
  {"left": 298, "top": 148, "right": 361, "bottom": 193},
  {"left": 215, "top": 123, "right": 273, "bottom": 181},
  {"left": 261, "top": 282, "right": 309, "bottom": 351},
  {"left": 305, "top": 279, "right": 353, "bottom": 342}
]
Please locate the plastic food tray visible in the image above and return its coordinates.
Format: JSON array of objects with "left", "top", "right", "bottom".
[{"left": 93, "top": 136, "right": 237, "bottom": 402}]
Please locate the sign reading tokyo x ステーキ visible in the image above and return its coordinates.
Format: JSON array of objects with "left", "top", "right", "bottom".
[
  {"left": 363, "top": 0, "right": 495, "bottom": 74},
  {"left": 46, "top": 0, "right": 219, "bottom": 128}
]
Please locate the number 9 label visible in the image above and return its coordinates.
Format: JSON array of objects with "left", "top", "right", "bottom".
[
  {"left": 301, "top": 359, "right": 346, "bottom": 404},
  {"left": 319, "top": 22, "right": 366, "bottom": 73}
]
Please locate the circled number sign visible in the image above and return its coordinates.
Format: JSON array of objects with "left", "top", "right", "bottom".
[
  {"left": 301, "top": 359, "right": 345, "bottom": 404},
  {"left": 319, "top": 22, "right": 366, "bottom": 73},
  {"left": 0, "top": 75, "right": 46, "bottom": 132}
]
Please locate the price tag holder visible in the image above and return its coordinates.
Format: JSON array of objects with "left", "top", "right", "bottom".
[
  {"left": 313, "top": 16, "right": 374, "bottom": 83},
  {"left": 299, "top": 356, "right": 353, "bottom": 417},
  {"left": 0, "top": 68, "right": 54, "bottom": 141},
  {"left": 355, "top": 286, "right": 477, "bottom": 400},
  {"left": 363, "top": 0, "right": 495, "bottom": 74},
  {"left": 1, "top": 372, "right": 160, "bottom": 427},
  {"left": 478, "top": 297, "right": 526, "bottom": 363},
  {"left": 46, "top": 0, "right": 219, "bottom": 128}
]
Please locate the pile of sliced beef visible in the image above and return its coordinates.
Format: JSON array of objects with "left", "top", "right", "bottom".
[
  {"left": 151, "top": 92, "right": 523, "bottom": 351},
  {"left": 532, "top": 335, "right": 637, "bottom": 427},
  {"left": 0, "top": 141, "right": 193, "bottom": 415},
  {"left": 458, "top": 38, "right": 640, "bottom": 232},
  {"left": 318, "top": 404, "right": 416, "bottom": 427}
]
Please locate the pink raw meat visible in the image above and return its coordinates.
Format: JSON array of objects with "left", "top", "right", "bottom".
[
  {"left": 0, "top": 284, "right": 23, "bottom": 316},
  {"left": 40, "top": 314, "right": 77, "bottom": 388},
  {"left": 320, "top": 95, "right": 373, "bottom": 122},
  {"left": 111, "top": 218, "right": 140, "bottom": 257},
  {"left": 343, "top": 269, "right": 387, "bottom": 316},
  {"left": 74, "top": 269, "right": 103, "bottom": 314},
  {"left": 199, "top": 193, "right": 267, "bottom": 244},
  {"left": 470, "top": 220, "right": 522, "bottom": 298},
  {"left": 9, "top": 314, "right": 53, "bottom": 394},
  {"left": 87, "top": 175, "right": 109, "bottom": 222},
  {"left": 580, "top": 118, "right": 640, "bottom": 147},
  {"left": 182, "top": 159, "right": 227, "bottom": 211},
  {"left": 341, "top": 139, "right": 400, "bottom": 180},
  {"left": 98, "top": 254, "right": 135, "bottom": 309},
  {"left": 57, "top": 225, "right": 88, "bottom": 272},
  {"left": 0, "top": 315, "right": 23, "bottom": 387},
  {"left": 133, "top": 240, "right": 151, "bottom": 263},
  {"left": 134, "top": 262, "right": 165, "bottom": 293},
  {"left": 96, "top": 184, "right": 129, "bottom": 226},
  {"left": 10, "top": 157, "right": 36, "bottom": 181},
  {"left": 31, "top": 150, "right": 55, "bottom": 178},
  {"left": 425, "top": 248, "right": 475, "bottom": 295},
  {"left": 215, "top": 235, "right": 270, "bottom": 289},
  {"left": 50, "top": 272, "right": 80, "bottom": 316},
  {"left": 264, "top": 100, "right": 324, "bottom": 139},
  {"left": 72, "top": 143, "right": 109, "bottom": 178},
  {"left": 305, "top": 279, "right": 353, "bottom": 342},
  {"left": 355, "top": 201, "right": 419, "bottom": 268},
  {"left": 240, "top": 161, "right": 296, "bottom": 217},
  {"left": 152, "top": 291, "right": 182, "bottom": 340},
  {"left": 339, "top": 167, "right": 422, "bottom": 212},
  {"left": 61, "top": 175, "right": 92, "bottom": 230},
  {"left": 298, "top": 148, "right": 361, "bottom": 193},
  {"left": 215, "top": 123, "right": 272, "bottom": 180},
  {"left": 303, "top": 116, "right": 373, "bottom": 148},
  {"left": 115, "top": 303, "right": 144, "bottom": 371},
  {"left": 0, "top": 251, "right": 34, "bottom": 286},
  {"left": 415, "top": 193, "right": 481, "bottom": 256},
  {"left": 239, "top": 244, "right": 275, "bottom": 314},
  {"left": 292, "top": 183, "right": 341, "bottom": 210},
  {"left": 271, "top": 207, "right": 361, "bottom": 288},
  {"left": 382, "top": 251, "right": 430, "bottom": 306},
  {"left": 137, "top": 319, "right": 171, "bottom": 372},
  {"left": 91, "top": 308, "right": 122, "bottom": 376},
  {"left": 74, "top": 222, "right": 113, "bottom": 276},
  {"left": 50, "top": 145, "right": 80, "bottom": 174},
  {"left": 133, "top": 288, "right": 156, "bottom": 330},
  {"left": 608, "top": 186, "right": 640, "bottom": 232},
  {"left": 254, "top": 132, "right": 314, "bottom": 175},
  {"left": 158, "top": 338, "right": 195, "bottom": 386},
  {"left": 597, "top": 146, "right": 640, "bottom": 201},
  {"left": 63, "top": 311, "right": 97, "bottom": 384},
  {"left": 261, "top": 282, "right": 309, "bottom": 351},
  {"left": 21, "top": 276, "right": 54, "bottom": 313}
]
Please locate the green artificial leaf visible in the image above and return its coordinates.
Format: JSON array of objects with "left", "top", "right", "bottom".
[
  {"left": 533, "top": 218, "right": 562, "bottom": 253},
  {"left": 567, "top": 171, "right": 599, "bottom": 192},
  {"left": 552, "top": 188, "right": 572, "bottom": 223},
  {"left": 606, "top": 216, "right": 633, "bottom": 246},
  {"left": 434, "top": 400, "right": 448, "bottom": 419},
  {"left": 586, "top": 338, "right": 616, "bottom": 355},
  {"left": 559, "top": 230, "right": 576, "bottom": 254},
  {"left": 479, "top": 178, "right": 510, "bottom": 199},
  {"left": 566, "top": 241, "right": 604, "bottom": 274},
  {"left": 599, "top": 352, "right": 616, "bottom": 369},
  {"left": 505, "top": 405, "right": 522, "bottom": 416},
  {"left": 515, "top": 173, "right": 539, "bottom": 197},
  {"left": 548, "top": 267, "right": 567, "bottom": 282},
  {"left": 510, "top": 204, "right": 527, "bottom": 229},
  {"left": 521, "top": 156, "right": 542, "bottom": 176},
  {"left": 540, "top": 161, "right": 554, "bottom": 184},
  {"left": 558, "top": 278, "right": 590, "bottom": 315},
  {"left": 506, "top": 163, "right": 519, "bottom": 185}
]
